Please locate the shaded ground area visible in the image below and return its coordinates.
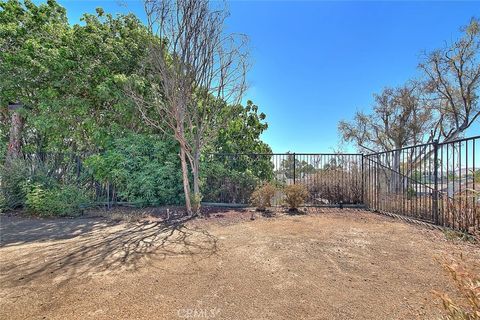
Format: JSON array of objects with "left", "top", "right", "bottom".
[{"left": 0, "top": 209, "right": 478, "bottom": 320}]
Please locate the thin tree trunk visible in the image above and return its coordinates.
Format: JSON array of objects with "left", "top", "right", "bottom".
[
  {"left": 179, "top": 146, "right": 192, "bottom": 215},
  {"left": 192, "top": 148, "right": 201, "bottom": 214},
  {"left": 6, "top": 110, "right": 24, "bottom": 163}
]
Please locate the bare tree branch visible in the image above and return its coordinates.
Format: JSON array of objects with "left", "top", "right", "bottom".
[{"left": 125, "top": 0, "right": 249, "bottom": 214}]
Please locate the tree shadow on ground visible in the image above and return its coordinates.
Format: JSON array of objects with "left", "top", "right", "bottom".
[
  {"left": 0, "top": 217, "right": 218, "bottom": 286},
  {"left": 0, "top": 216, "right": 119, "bottom": 247}
]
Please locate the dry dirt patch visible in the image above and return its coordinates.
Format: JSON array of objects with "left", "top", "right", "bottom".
[{"left": 0, "top": 210, "right": 478, "bottom": 320}]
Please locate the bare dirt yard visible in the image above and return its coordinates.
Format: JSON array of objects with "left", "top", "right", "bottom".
[{"left": 0, "top": 209, "right": 478, "bottom": 320}]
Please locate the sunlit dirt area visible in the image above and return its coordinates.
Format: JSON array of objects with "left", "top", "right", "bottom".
[{"left": 0, "top": 209, "right": 478, "bottom": 320}]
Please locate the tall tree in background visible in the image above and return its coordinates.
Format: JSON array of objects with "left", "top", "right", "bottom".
[
  {"left": 339, "top": 83, "right": 431, "bottom": 153},
  {"left": 279, "top": 153, "right": 315, "bottom": 180},
  {"left": 339, "top": 83, "right": 432, "bottom": 191},
  {"left": 419, "top": 18, "right": 480, "bottom": 142},
  {"left": 128, "top": 0, "right": 249, "bottom": 214},
  {"left": 340, "top": 18, "right": 480, "bottom": 153}
]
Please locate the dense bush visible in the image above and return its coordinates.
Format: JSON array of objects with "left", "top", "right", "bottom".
[
  {"left": 284, "top": 184, "right": 308, "bottom": 211},
  {"left": 24, "top": 183, "right": 90, "bottom": 217},
  {"left": 84, "top": 134, "right": 184, "bottom": 206},
  {"left": 201, "top": 160, "right": 260, "bottom": 204},
  {"left": 250, "top": 183, "right": 276, "bottom": 211},
  {"left": 0, "top": 159, "right": 30, "bottom": 211}
]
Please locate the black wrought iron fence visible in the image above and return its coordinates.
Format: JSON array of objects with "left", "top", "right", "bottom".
[
  {"left": 3, "top": 135, "right": 479, "bottom": 232},
  {"left": 363, "top": 136, "right": 480, "bottom": 232},
  {"left": 202, "top": 153, "right": 363, "bottom": 206}
]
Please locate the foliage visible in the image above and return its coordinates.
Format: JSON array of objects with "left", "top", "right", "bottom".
[
  {"left": 24, "top": 183, "right": 90, "bottom": 216},
  {"left": 0, "top": 0, "right": 154, "bottom": 154},
  {"left": 250, "top": 183, "right": 276, "bottom": 211},
  {"left": 278, "top": 153, "right": 315, "bottom": 180},
  {"left": 0, "top": 1, "right": 273, "bottom": 212},
  {"left": 206, "top": 100, "right": 274, "bottom": 181},
  {"left": 434, "top": 257, "right": 480, "bottom": 320},
  {"left": 83, "top": 133, "right": 183, "bottom": 206},
  {"left": 0, "top": 156, "right": 92, "bottom": 216},
  {"left": 201, "top": 100, "right": 274, "bottom": 204},
  {"left": 0, "top": 0, "right": 69, "bottom": 107},
  {"left": 284, "top": 184, "right": 309, "bottom": 210},
  {"left": 201, "top": 160, "right": 259, "bottom": 204},
  {"left": 339, "top": 84, "right": 431, "bottom": 152},
  {"left": 130, "top": 0, "right": 249, "bottom": 213},
  {"left": 0, "top": 159, "right": 30, "bottom": 210},
  {"left": 213, "top": 101, "right": 271, "bottom": 154}
]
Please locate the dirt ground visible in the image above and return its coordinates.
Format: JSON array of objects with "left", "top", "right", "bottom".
[{"left": 0, "top": 209, "right": 478, "bottom": 320}]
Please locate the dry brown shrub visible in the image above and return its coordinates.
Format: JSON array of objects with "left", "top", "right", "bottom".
[
  {"left": 284, "top": 184, "right": 308, "bottom": 211},
  {"left": 308, "top": 169, "right": 362, "bottom": 204},
  {"left": 434, "top": 256, "right": 480, "bottom": 320},
  {"left": 250, "top": 183, "right": 276, "bottom": 211},
  {"left": 442, "top": 190, "right": 480, "bottom": 233}
]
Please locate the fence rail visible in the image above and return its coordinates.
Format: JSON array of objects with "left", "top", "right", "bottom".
[
  {"left": 363, "top": 136, "right": 479, "bottom": 232},
  {"left": 3, "top": 136, "right": 479, "bottom": 232},
  {"left": 202, "top": 153, "right": 363, "bottom": 206},
  {"left": 205, "top": 136, "right": 479, "bottom": 232}
]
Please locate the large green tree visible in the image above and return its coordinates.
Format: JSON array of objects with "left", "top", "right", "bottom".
[
  {"left": 0, "top": 0, "right": 69, "bottom": 160},
  {"left": 1, "top": 0, "right": 273, "bottom": 210},
  {"left": 1, "top": 0, "right": 156, "bottom": 155},
  {"left": 201, "top": 100, "right": 274, "bottom": 203}
]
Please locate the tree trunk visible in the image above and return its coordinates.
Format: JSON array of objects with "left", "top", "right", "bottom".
[
  {"left": 179, "top": 146, "right": 192, "bottom": 215},
  {"left": 391, "top": 149, "right": 401, "bottom": 193},
  {"left": 6, "top": 110, "right": 24, "bottom": 163},
  {"left": 192, "top": 148, "right": 201, "bottom": 214}
]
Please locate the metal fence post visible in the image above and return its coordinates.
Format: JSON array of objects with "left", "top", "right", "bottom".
[
  {"left": 361, "top": 154, "right": 364, "bottom": 205},
  {"left": 432, "top": 140, "right": 439, "bottom": 225},
  {"left": 293, "top": 152, "right": 296, "bottom": 184}
]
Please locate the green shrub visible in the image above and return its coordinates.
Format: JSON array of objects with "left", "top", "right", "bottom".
[
  {"left": 0, "top": 159, "right": 30, "bottom": 211},
  {"left": 284, "top": 184, "right": 308, "bottom": 211},
  {"left": 84, "top": 133, "right": 183, "bottom": 206},
  {"left": 250, "top": 183, "right": 276, "bottom": 211},
  {"left": 201, "top": 160, "right": 259, "bottom": 204},
  {"left": 24, "top": 183, "right": 91, "bottom": 217}
]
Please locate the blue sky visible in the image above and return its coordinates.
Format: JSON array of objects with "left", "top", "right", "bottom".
[{"left": 53, "top": 1, "right": 479, "bottom": 152}]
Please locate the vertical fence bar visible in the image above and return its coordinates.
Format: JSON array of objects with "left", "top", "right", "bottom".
[
  {"left": 432, "top": 140, "right": 439, "bottom": 225},
  {"left": 293, "top": 152, "right": 296, "bottom": 185},
  {"left": 361, "top": 154, "right": 364, "bottom": 205}
]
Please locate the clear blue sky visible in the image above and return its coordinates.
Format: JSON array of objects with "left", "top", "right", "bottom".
[{"left": 53, "top": 1, "right": 479, "bottom": 152}]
